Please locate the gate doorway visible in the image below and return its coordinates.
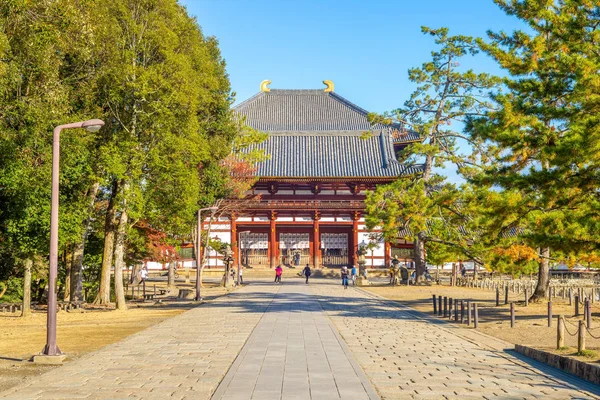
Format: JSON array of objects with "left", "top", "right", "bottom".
[{"left": 321, "top": 233, "right": 349, "bottom": 267}]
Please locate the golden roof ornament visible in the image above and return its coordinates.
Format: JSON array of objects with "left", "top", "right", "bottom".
[
  {"left": 260, "top": 79, "right": 272, "bottom": 92},
  {"left": 323, "top": 80, "right": 334, "bottom": 92}
]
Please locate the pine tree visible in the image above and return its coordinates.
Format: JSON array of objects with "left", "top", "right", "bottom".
[
  {"left": 470, "top": 0, "right": 600, "bottom": 301},
  {"left": 365, "top": 27, "right": 498, "bottom": 283}
]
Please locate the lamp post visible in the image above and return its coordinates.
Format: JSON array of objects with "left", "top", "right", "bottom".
[
  {"left": 356, "top": 240, "right": 369, "bottom": 286},
  {"left": 237, "top": 230, "right": 250, "bottom": 286},
  {"left": 221, "top": 244, "right": 234, "bottom": 287},
  {"left": 196, "top": 206, "right": 218, "bottom": 301},
  {"left": 38, "top": 119, "right": 104, "bottom": 362}
]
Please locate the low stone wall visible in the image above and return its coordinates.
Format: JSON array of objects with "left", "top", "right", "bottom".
[{"left": 515, "top": 345, "right": 600, "bottom": 385}]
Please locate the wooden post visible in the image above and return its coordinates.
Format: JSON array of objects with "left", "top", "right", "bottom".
[
  {"left": 496, "top": 287, "right": 500, "bottom": 306},
  {"left": 510, "top": 302, "right": 515, "bottom": 328},
  {"left": 433, "top": 295, "right": 437, "bottom": 314},
  {"left": 575, "top": 295, "right": 580, "bottom": 316},
  {"left": 443, "top": 297, "right": 448, "bottom": 318},
  {"left": 454, "top": 299, "right": 459, "bottom": 322},
  {"left": 586, "top": 299, "right": 591, "bottom": 329},
  {"left": 154, "top": 284, "right": 156, "bottom": 296},
  {"left": 547, "top": 301, "right": 552, "bottom": 328},
  {"left": 467, "top": 301, "right": 472, "bottom": 326},
  {"left": 461, "top": 300, "right": 465, "bottom": 324},
  {"left": 448, "top": 297, "right": 453, "bottom": 320},
  {"left": 569, "top": 288, "right": 573, "bottom": 305},
  {"left": 504, "top": 285, "right": 509, "bottom": 305},
  {"left": 578, "top": 319, "right": 586, "bottom": 353},
  {"left": 557, "top": 315, "right": 564, "bottom": 349},
  {"left": 438, "top": 295, "right": 443, "bottom": 316},
  {"left": 474, "top": 303, "right": 479, "bottom": 328}
]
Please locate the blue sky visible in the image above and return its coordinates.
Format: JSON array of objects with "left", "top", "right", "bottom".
[{"left": 181, "top": 0, "right": 523, "bottom": 181}]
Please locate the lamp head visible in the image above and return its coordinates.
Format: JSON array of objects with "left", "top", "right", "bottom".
[{"left": 81, "top": 119, "right": 105, "bottom": 132}]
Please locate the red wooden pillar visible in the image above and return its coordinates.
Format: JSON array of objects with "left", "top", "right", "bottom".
[
  {"left": 270, "top": 211, "right": 277, "bottom": 268},
  {"left": 231, "top": 213, "right": 238, "bottom": 268},
  {"left": 313, "top": 211, "right": 321, "bottom": 268},
  {"left": 385, "top": 242, "right": 391, "bottom": 267},
  {"left": 352, "top": 211, "right": 360, "bottom": 266}
]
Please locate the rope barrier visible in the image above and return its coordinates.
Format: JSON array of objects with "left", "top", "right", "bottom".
[
  {"left": 562, "top": 318, "right": 579, "bottom": 336},
  {"left": 585, "top": 326, "right": 600, "bottom": 340}
]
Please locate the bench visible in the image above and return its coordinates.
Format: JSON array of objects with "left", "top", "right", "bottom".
[
  {"left": 0, "top": 303, "right": 22, "bottom": 313},
  {"left": 57, "top": 301, "right": 86, "bottom": 311}
]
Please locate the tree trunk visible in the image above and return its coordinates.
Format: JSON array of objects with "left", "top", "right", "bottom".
[
  {"left": 94, "top": 180, "right": 119, "bottom": 305},
  {"left": 112, "top": 184, "right": 129, "bottom": 311},
  {"left": 531, "top": 247, "right": 550, "bottom": 302},
  {"left": 21, "top": 258, "right": 32, "bottom": 317},
  {"left": 0, "top": 282, "right": 7, "bottom": 299},
  {"left": 413, "top": 234, "right": 427, "bottom": 284},
  {"left": 63, "top": 249, "right": 71, "bottom": 302},
  {"left": 71, "top": 182, "right": 99, "bottom": 303},
  {"left": 130, "top": 263, "right": 141, "bottom": 285},
  {"left": 167, "top": 261, "right": 176, "bottom": 289}
]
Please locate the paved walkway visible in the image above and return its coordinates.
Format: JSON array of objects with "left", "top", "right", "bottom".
[
  {"left": 0, "top": 284, "right": 280, "bottom": 400},
  {"left": 311, "top": 282, "right": 600, "bottom": 399},
  {"left": 212, "top": 284, "right": 377, "bottom": 400},
  {"left": 1, "top": 278, "right": 599, "bottom": 400}
]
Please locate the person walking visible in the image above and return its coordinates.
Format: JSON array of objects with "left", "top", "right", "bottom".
[
  {"left": 341, "top": 266, "right": 349, "bottom": 289},
  {"left": 350, "top": 265, "right": 357, "bottom": 286},
  {"left": 275, "top": 265, "right": 283, "bottom": 283},
  {"left": 303, "top": 264, "right": 311, "bottom": 284},
  {"left": 389, "top": 265, "right": 394, "bottom": 284},
  {"left": 239, "top": 265, "right": 243, "bottom": 285}
]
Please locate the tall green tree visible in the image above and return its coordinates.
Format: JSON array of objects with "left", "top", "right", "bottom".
[
  {"left": 470, "top": 0, "right": 600, "bottom": 300},
  {"left": 86, "top": 0, "right": 238, "bottom": 307},
  {"left": 366, "top": 27, "right": 498, "bottom": 283},
  {"left": 0, "top": 0, "right": 98, "bottom": 312}
]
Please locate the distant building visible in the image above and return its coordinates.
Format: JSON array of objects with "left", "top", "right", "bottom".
[{"left": 197, "top": 80, "right": 422, "bottom": 269}]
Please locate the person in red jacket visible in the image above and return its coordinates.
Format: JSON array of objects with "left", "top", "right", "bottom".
[{"left": 275, "top": 265, "right": 283, "bottom": 283}]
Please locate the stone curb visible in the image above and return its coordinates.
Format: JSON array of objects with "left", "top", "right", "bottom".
[{"left": 515, "top": 344, "right": 600, "bottom": 386}]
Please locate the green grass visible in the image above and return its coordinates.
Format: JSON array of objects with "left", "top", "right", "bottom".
[{"left": 576, "top": 349, "right": 598, "bottom": 358}]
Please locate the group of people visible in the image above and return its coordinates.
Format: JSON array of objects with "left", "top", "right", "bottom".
[
  {"left": 274, "top": 264, "right": 360, "bottom": 288},
  {"left": 340, "top": 265, "right": 357, "bottom": 289},
  {"left": 274, "top": 264, "right": 312, "bottom": 284}
]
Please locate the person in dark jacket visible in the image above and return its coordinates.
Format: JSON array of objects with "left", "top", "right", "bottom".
[{"left": 303, "top": 264, "right": 311, "bottom": 284}]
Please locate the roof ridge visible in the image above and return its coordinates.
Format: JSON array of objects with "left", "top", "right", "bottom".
[
  {"left": 233, "top": 91, "right": 265, "bottom": 111},
  {"left": 328, "top": 92, "right": 371, "bottom": 118}
]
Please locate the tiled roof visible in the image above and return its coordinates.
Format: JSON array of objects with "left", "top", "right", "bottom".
[
  {"left": 235, "top": 89, "right": 419, "bottom": 143},
  {"left": 234, "top": 88, "right": 422, "bottom": 178},
  {"left": 245, "top": 130, "right": 423, "bottom": 178}
]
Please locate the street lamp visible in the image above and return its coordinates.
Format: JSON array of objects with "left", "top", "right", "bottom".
[
  {"left": 237, "top": 230, "right": 250, "bottom": 285},
  {"left": 196, "top": 206, "right": 218, "bottom": 301},
  {"left": 39, "top": 119, "right": 104, "bottom": 362}
]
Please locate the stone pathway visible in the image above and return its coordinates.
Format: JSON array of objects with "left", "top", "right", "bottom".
[
  {"left": 0, "top": 284, "right": 279, "bottom": 400},
  {"left": 212, "top": 283, "right": 378, "bottom": 400},
  {"left": 311, "top": 282, "right": 600, "bottom": 400},
  {"left": 2, "top": 278, "right": 599, "bottom": 400}
]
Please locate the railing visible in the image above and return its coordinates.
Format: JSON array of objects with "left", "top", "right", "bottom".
[
  {"left": 322, "top": 255, "right": 349, "bottom": 266},
  {"left": 249, "top": 199, "right": 364, "bottom": 210},
  {"left": 246, "top": 254, "right": 269, "bottom": 266}
]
